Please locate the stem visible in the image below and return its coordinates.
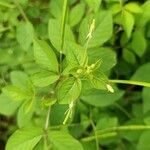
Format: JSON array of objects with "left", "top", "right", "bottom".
[
  {"left": 59, "top": 0, "right": 68, "bottom": 73},
  {"left": 90, "top": 120, "right": 99, "bottom": 150},
  {"left": 109, "top": 79, "right": 150, "bottom": 88},
  {"left": 81, "top": 125, "right": 150, "bottom": 142},
  {"left": 97, "top": 125, "right": 150, "bottom": 135},
  {"left": 114, "top": 103, "right": 132, "bottom": 119},
  {"left": 44, "top": 106, "right": 51, "bottom": 130},
  {"left": 61, "top": 0, "right": 68, "bottom": 51},
  {"left": 89, "top": 108, "right": 99, "bottom": 150},
  {"left": 0, "top": 1, "right": 15, "bottom": 8},
  {"left": 13, "top": 0, "right": 29, "bottom": 22},
  {"left": 81, "top": 132, "right": 117, "bottom": 142}
]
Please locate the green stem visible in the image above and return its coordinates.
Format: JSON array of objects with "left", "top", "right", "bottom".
[
  {"left": 90, "top": 120, "right": 99, "bottom": 150},
  {"left": 97, "top": 125, "right": 150, "bottom": 135},
  {"left": 81, "top": 125, "right": 150, "bottom": 142},
  {"left": 61, "top": 0, "right": 68, "bottom": 51},
  {"left": 109, "top": 79, "right": 150, "bottom": 88},
  {"left": 0, "top": 1, "right": 15, "bottom": 8},
  {"left": 81, "top": 132, "right": 117, "bottom": 142},
  {"left": 13, "top": 0, "right": 29, "bottom": 22},
  {"left": 44, "top": 106, "right": 51, "bottom": 130},
  {"left": 59, "top": 0, "right": 68, "bottom": 73}
]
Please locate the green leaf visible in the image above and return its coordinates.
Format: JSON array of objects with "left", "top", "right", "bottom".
[
  {"left": 48, "top": 19, "right": 74, "bottom": 52},
  {"left": 88, "top": 47, "right": 116, "bottom": 72},
  {"left": 81, "top": 88, "right": 124, "bottom": 107},
  {"left": 6, "top": 127, "right": 42, "bottom": 150},
  {"left": 110, "top": 3, "right": 122, "bottom": 15},
  {"left": 65, "top": 42, "right": 88, "bottom": 68},
  {"left": 131, "top": 63, "right": 150, "bottom": 82},
  {"left": 57, "top": 77, "right": 82, "bottom": 104},
  {"left": 49, "top": 130, "right": 84, "bottom": 150},
  {"left": 79, "top": 10, "right": 113, "bottom": 48},
  {"left": 10, "top": 71, "right": 29, "bottom": 90},
  {"left": 33, "top": 39, "right": 58, "bottom": 72},
  {"left": 16, "top": 21, "right": 34, "bottom": 51},
  {"left": 137, "top": 1, "right": 150, "bottom": 27},
  {"left": 125, "top": 2, "right": 142, "bottom": 14},
  {"left": 131, "top": 30, "right": 147, "bottom": 57},
  {"left": 17, "top": 101, "right": 34, "bottom": 128},
  {"left": 49, "top": 0, "right": 63, "bottom": 19},
  {"left": 123, "top": 48, "right": 136, "bottom": 64},
  {"left": 2, "top": 85, "right": 29, "bottom": 101},
  {"left": 69, "top": 2, "right": 85, "bottom": 27},
  {"left": 84, "top": 0, "right": 102, "bottom": 13},
  {"left": 137, "top": 131, "right": 150, "bottom": 150},
  {"left": 96, "top": 115, "right": 118, "bottom": 130},
  {"left": 122, "top": 10, "right": 134, "bottom": 38},
  {"left": 89, "top": 71, "right": 108, "bottom": 90},
  {"left": 42, "top": 97, "right": 57, "bottom": 107},
  {"left": 0, "top": 94, "right": 21, "bottom": 116},
  {"left": 31, "top": 71, "right": 59, "bottom": 87}
]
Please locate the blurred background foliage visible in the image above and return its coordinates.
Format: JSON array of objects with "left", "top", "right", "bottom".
[{"left": 0, "top": 0, "right": 150, "bottom": 150}]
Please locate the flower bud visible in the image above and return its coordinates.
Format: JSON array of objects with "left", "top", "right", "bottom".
[
  {"left": 106, "top": 84, "right": 114, "bottom": 93},
  {"left": 76, "top": 69, "right": 83, "bottom": 74}
]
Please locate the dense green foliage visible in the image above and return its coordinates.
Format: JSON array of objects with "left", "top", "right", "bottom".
[{"left": 0, "top": 0, "right": 150, "bottom": 150}]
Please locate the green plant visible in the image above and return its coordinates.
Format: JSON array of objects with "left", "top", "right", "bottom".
[{"left": 1, "top": 0, "right": 150, "bottom": 150}]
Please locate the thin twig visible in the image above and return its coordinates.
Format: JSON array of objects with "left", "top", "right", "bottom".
[{"left": 13, "top": 0, "right": 29, "bottom": 22}]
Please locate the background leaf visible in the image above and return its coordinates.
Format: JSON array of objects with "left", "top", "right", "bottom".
[
  {"left": 6, "top": 127, "right": 42, "bottom": 150},
  {"left": 16, "top": 21, "right": 34, "bottom": 51},
  {"left": 49, "top": 130, "right": 84, "bottom": 150}
]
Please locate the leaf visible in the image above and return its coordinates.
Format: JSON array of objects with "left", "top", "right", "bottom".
[
  {"left": 125, "top": 2, "right": 142, "bottom": 14},
  {"left": 79, "top": 10, "right": 113, "bottom": 48},
  {"left": 65, "top": 42, "right": 88, "bottom": 68},
  {"left": 16, "top": 21, "right": 34, "bottom": 51},
  {"left": 131, "top": 30, "right": 147, "bottom": 57},
  {"left": 88, "top": 47, "right": 116, "bottom": 72},
  {"left": 2, "top": 85, "right": 29, "bottom": 101},
  {"left": 81, "top": 88, "right": 124, "bottom": 107},
  {"left": 42, "top": 97, "right": 57, "bottom": 107},
  {"left": 89, "top": 71, "right": 108, "bottom": 90},
  {"left": 49, "top": 0, "right": 63, "bottom": 19},
  {"left": 6, "top": 127, "right": 42, "bottom": 150},
  {"left": 49, "top": 130, "right": 84, "bottom": 150},
  {"left": 84, "top": 0, "right": 102, "bottom": 13},
  {"left": 48, "top": 19, "right": 75, "bottom": 52},
  {"left": 142, "top": 87, "right": 150, "bottom": 114},
  {"left": 137, "top": 1, "right": 150, "bottom": 27},
  {"left": 96, "top": 115, "right": 118, "bottom": 130},
  {"left": 111, "top": 3, "right": 122, "bottom": 15},
  {"left": 33, "top": 38, "right": 58, "bottom": 72},
  {"left": 10, "top": 71, "right": 29, "bottom": 90},
  {"left": 131, "top": 63, "right": 150, "bottom": 82},
  {"left": 0, "top": 94, "right": 21, "bottom": 116},
  {"left": 137, "top": 131, "right": 150, "bottom": 150},
  {"left": 123, "top": 48, "right": 136, "bottom": 64},
  {"left": 57, "top": 77, "right": 82, "bottom": 104},
  {"left": 17, "top": 101, "right": 34, "bottom": 128},
  {"left": 69, "top": 2, "right": 85, "bottom": 27},
  {"left": 122, "top": 10, "right": 135, "bottom": 38},
  {"left": 31, "top": 71, "right": 59, "bottom": 87}
]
